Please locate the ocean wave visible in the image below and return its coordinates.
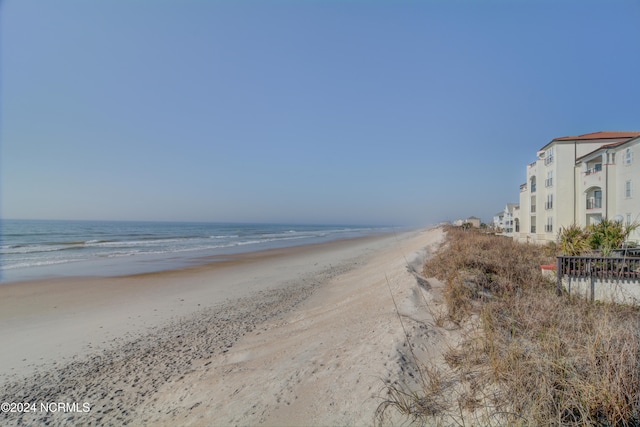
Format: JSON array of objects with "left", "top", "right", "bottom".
[
  {"left": 1, "top": 220, "right": 387, "bottom": 279},
  {"left": 1, "top": 258, "right": 86, "bottom": 270},
  {"left": 1, "top": 244, "right": 84, "bottom": 255}
]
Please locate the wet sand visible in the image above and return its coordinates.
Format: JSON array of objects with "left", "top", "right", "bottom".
[{"left": 0, "top": 227, "right": 447, "bottom": 426}]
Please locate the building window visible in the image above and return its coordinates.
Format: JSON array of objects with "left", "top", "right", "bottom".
[
  {"left": 545, "top": 217, "right": 553, "bottom": 233},
  {"left": 626, "top": 180, "right": 632, "bottom": 198},
  {"left": 544, "top": 147, "right": 554, "bottom": 165},
  {"left": 587, "top": 190, "right": 602, "bottom": 209},
  {"left": 545, "top": 171, "right": 553, "bottom": 187},
  {"left": 530, "top": 196, "right": 536, "bottom": 213},
  {"left": 625, "top": 148, "right": 633, "bottom": 165},
  {"left": 530, "top": 176, "right": 537, "bottom": 193},
  {"left": 627, "top": 214, "right": 632, "bottom": 226},
  {"left": 545, "top": 194, "right": 553, "bottom": 210}
]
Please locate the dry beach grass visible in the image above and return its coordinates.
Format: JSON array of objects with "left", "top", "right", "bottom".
[{"left": 377, "top": 226, "right": 640, "bottom": 426}]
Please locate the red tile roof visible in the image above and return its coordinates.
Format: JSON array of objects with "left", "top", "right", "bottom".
[
  {"left": 554, "top": 131, "right": 640, "bottom": 141},
  {"left": 575, "top": 134, "right": 640, "bottom": 161},
  {"left": 601, "top": 140, "right": 633, "bottom": 149}
]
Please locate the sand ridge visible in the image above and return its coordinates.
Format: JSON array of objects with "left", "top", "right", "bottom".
[{"left": 0, "top": 227, "right": 446, "bottom": 426}]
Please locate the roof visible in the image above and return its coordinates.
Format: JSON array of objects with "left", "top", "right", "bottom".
[
  {"left": 554, "top": 131, "right": 640, "bottom": 141},
  {"left": 539, "top": 131, "right": 640, "bottom": 152},
  {"left": 600, "top": 137, "right": 640, "bottom": 149},
  {"left": 576, "top": 134, "right": 640, "bottom": 162},
  {"left": 506, "top": 203, "right": 519, "bottom": 212}
]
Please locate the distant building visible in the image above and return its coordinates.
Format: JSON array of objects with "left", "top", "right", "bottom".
[
  {"left": 515, "top": 131, "right": 640, "bottom": 244},
  {"left": 493, "top": 203, "right": 519, "bottom": 235},
  {"left": 466, "top": 216, "right": 481, "bottom": 228}
]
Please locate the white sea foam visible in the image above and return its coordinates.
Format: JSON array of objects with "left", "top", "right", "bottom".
[
  {"left": 1, "top": 220, "right": 389, "bottom": 282},
  {"left": 2, "top": 258, "right": 86, "bottom": 270}
]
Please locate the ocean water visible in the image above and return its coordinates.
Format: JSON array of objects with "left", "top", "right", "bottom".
[{"left": 0, "top": 220, "right": 390, "bottom": 283}]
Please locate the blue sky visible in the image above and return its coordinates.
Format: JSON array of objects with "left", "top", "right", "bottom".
[{"left": 2, "top": 0, "right": 639, "bottom": 226}]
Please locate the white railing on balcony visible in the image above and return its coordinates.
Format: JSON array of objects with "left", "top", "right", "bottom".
[
  {"left": 587, "top": 197, "right": 602, "bottom": 209},
  {"left": 585, "top": 164, "right": 602, "bottom": 176}
]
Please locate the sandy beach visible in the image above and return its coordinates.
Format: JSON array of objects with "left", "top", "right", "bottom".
[{"left": 0, "top": 227, "right": 447, "bottom": 426}]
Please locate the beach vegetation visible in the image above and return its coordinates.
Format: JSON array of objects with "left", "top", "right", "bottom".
[
  {"left": 557, "top": 223, "right": 592, "bottom": 256},
  {"left": 587, "top": 218, "right": 639, "bottom": 257},
  {"left": 377, "top": 225, "right": 640, "bottom": 426},
  {"left": 557, "top": 219, "right": 639, "bottom": 256}
]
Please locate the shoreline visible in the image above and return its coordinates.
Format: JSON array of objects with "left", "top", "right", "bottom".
[
  {"left": 0, "top": 226, "right": 445, "bottom": 426},
  {"left": 0, "top": 232, "right": 402, "bottom": 381},
  {"left": 0, "top": 228, "right": 401, "bottom": 285}
]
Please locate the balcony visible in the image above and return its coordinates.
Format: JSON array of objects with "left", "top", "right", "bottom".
[
  {"left": 585, "top": 164, "right": 602, "bottom": 175},
  {"left": 587, "top": 198, "right": 602, "bottom": 210},
  {"left": 583, "top": 166, "right": 603, "bottom": 189}
]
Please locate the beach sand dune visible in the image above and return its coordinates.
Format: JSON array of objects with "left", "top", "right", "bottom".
[{"left": 0, "top": 227, "right": 446, "bottom": 426}]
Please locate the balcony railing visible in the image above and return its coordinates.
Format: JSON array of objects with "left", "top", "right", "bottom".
[
  {"left": 585, "top": 164, "right": 602, "bottom": 176},
  {"left": 587, "top": 198, "right": 602, "bottom": 209}
]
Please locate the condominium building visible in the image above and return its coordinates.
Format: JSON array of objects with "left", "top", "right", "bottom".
[
  {"left": 514, "top": 131, "right": 640, "bottom": 244},
  {"left": 493, "top": 203, "right": 519, "bottom": 235}
]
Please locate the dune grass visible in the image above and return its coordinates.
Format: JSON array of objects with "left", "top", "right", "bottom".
[{"left": 377, "top": 226, "right": 640, "bottom": 426}]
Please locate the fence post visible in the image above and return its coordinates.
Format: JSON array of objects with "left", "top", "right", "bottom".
[{"left": 556, "top": 256, "right": 562, "bottom": 296}]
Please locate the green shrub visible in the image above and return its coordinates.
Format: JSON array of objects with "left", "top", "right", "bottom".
[
  {"left": 557, "top": 223, "right": 591, "bottom": 256},
  {"left": 587, "top": 218, "right": 639, "bottom": 256}
]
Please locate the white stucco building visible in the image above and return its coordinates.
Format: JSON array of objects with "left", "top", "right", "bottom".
[
  {"left": 493, "top": 203, "right": 519, "bottom": 235},
  {"left": 514, "top": 131, "right": 640, "bottom": 244}
]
